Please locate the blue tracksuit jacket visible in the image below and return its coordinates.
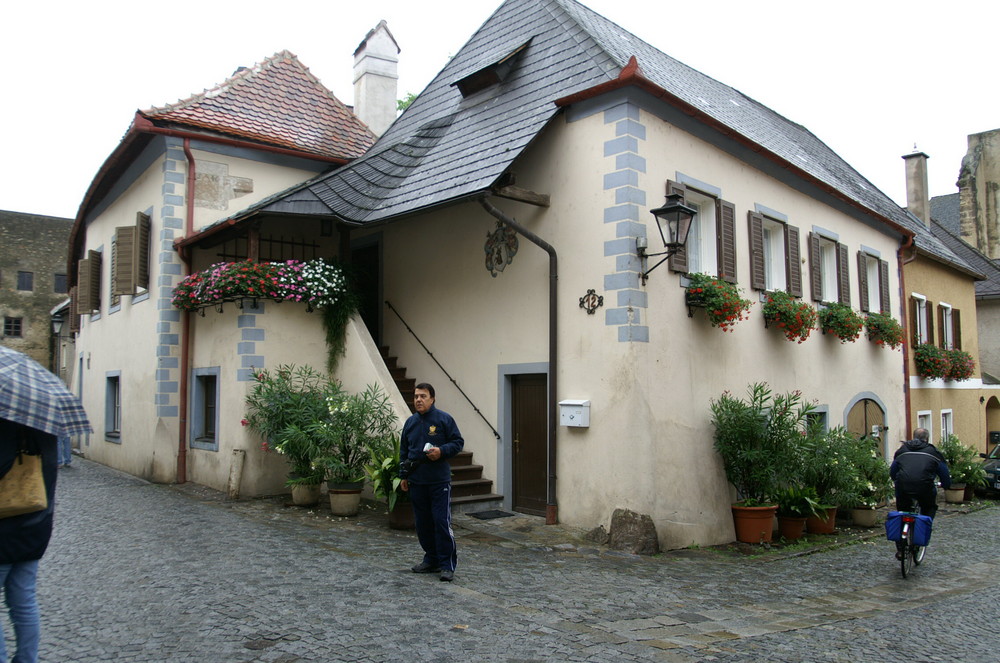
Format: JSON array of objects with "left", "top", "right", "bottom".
[{"left": 398, "top": 405, "right": 464, "bottom": 484}]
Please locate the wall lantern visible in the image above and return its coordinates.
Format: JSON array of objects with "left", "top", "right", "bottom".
[
  {"left": 51, "top": 317, "right": 64, "bottom": 335},
  {"left": 636, "top": 192, "right": 696, "bottom": 285}
]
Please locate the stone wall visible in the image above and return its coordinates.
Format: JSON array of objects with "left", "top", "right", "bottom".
[
  {"left": 957, "top": 128, "right": 1000, "bottom": 258},
  {"left": 0, "top": 209, "right": 73, "bottom": 366}
]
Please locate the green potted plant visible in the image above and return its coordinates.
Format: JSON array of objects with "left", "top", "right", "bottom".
[
  {"left": 938, "top": 434, "right": 987, "bottom": 502},
  {"left": 841, "top": 436, "right": 893, "bottom": 527},
  {"left": 914, "top": 343, "right": 950, "bottom": 380},
  {"left": 774, "top": 484, "right": 823, "bottom": 540},
  {"left": 864, "top": 312, "right": 904, "bottom": 349},
  {"left": 761, "top": 290, "right": 818, "bottom": 343},
  {"left": 817, "top": 303, "right": 864, "bottom": 343},
  {"left": 366, "top": 446, "right": 413, "bottom": 529},
  {"left": 684, "top": 273, "right": 753, "bottom": 332},
  {"left": 243, "top": 364, "right": 340, "bottom": 506},
  {"left": 710, "top": 383, "right": 814, "bottom": 543},
  {"left": 311, "top": 384, "right": 399, "bottom": 516},
  {"left": 799, "top": 426, "right": 858, "bottom": 533},
  {"left": 946, "top": 349, "right": 975, "bottom": 381}
]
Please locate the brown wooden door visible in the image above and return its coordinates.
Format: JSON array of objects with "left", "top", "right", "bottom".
[
  {"left": 512, "top": 374, "right": 547, "bottom": 515},
  {"left": 847, "top": 398, "right": 886, "bottom": 455}
]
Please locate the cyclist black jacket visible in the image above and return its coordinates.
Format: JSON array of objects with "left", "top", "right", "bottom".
[{"left": 889, "top": 438, "right": 951, "bottom": 493}]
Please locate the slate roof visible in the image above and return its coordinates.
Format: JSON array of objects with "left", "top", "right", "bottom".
[
  {"left": 198, "top": 0, "right": 974, "bottom": 283},
  {"left": 931, "top": 219, "right": 1000, "bottom": 298},
  {"left": 141, "top": 50, "right": 376, "bottom": 161},
  {"left": 931, "top": 193, "right": 961, "bottom": 235}
]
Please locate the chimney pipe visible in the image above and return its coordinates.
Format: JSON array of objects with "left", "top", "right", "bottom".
[
  {"left": 903, "top": 150, "right": 931, "bottom": 227},
  {"left": 353, "top": 20, "right": 400, "bottom": 137}
]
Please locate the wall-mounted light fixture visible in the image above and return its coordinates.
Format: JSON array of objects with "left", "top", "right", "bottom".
[{"left": 637, "top": 192, "right": 696, "bottom": 285}]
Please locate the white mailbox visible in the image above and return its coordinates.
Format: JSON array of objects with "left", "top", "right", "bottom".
[{"left": 559, "top": 399, "right": 591, "bottom": 427}]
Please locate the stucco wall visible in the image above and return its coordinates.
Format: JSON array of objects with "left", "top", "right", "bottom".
[{"left": 373, "top": 97, "right": 907, "bottom": 549}]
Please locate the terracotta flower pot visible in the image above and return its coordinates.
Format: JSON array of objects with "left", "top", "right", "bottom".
[
  {"left": 944, "top": 485, "right": 966, "bottom": 503},
  {"left": 777, "top": 515, "right": 806, "bottom": 540},
  {"left": 805, "top": 506, "right": 837, "bottom": 534},
  {"left": 731, "top": 504, "right": 777, "bottom": 544},
  {"left": 388, "top": 500, "right": 415, "bottom": 529}
]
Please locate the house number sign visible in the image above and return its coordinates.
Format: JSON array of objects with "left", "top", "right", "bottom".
[{"left": 579, "top": 289, "right": 604, "bottom": 315}]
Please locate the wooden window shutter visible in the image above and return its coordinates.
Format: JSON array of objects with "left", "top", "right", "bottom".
[
  {"left": 878, "top": 259, "right": 890, "bottom": 313},
  {"left": 666, "top": 180, "right": 689, "bottom": 273},
  {"left": 69, "top": 286, "right": 80, "bottom": 333},
  {"left": 748, "top": 212, "right": 766, "bottom": 290},
  {"left": 836, "top": 243, "right": 850, "bottom": 305},
  {"left": 88, "top": 250, "right": 102, "bottom": 314},
  {"left": 114, "top": 227, "right": 136, "bottom": 295},
  {"left": 909, "top": 297, "right": 919, "bottom": 345},
  {"left": 857, "top": 252, "right": 870, "bottom": 312},
  {"left": 924, "top": 300, "right": 934, "bottom": 346},
  {"left": 785, "top": 224, "right": 802, "bottom": 297},
  {"left": 77, "top": 257, "right": 92, "bottom": 313},
  {"left": 953, "top": 309, "right": 962, "bottom": 350},
  {"left": 937, "top": 304, "right": 947, "bottom": 348},
  {"left": 808, "top": 233, "right": 823, "bottom": 302},
  {"left": 717, "top": 199, "right": 737, "bottom": 283},
  {"left": 134, "top": 212, "right": 151, "bottom": 290}
]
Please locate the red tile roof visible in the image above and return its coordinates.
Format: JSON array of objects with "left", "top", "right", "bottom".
[{"left": 141, "top": 50, "right": 376, "bottom": 160}]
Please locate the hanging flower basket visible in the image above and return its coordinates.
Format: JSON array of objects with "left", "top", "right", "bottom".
[
  {"left": 684, "top": 273, "right": 753, "bottom": 332},
  {"left": 761, "top": 291, "right": 817, "bottom": 343},
  {"left": 817, "top": 303, "right": 864, "bottom": 343},
  {"left": 914, "top": 343, "right": 950, "bottom": 379},
  {"left": 946, "top": 349, "right": 975, "bottom": 381},
  {"left": 864, "top": 311, "right": 904, "bottom": 349}
]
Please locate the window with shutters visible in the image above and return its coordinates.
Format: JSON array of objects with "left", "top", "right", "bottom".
[
  {"left": 109, "top": 236, "right": 121, "bottom": 310},
  {"left": 133, "top": 212, "right": 151, "bottom": 294},
  {"left": 857, "top": 251, "right": 890, "bottom": 313},
  {"left": 937, "top": 303, "right": 962, "bottom": 350},
  {"left": 748, "top": 211, "right": 801, "bottom": 295},
  {"left": 917, "top": 410, "right": 933, "bottom": 443},
  {"left": 941, "top": 410, "right": 953, "bottom": 441},
  {"left": 112, "top": 212, "right": 150, "bottom": 300},
  {"left": 910, "top": 294, "right": 931, "bottom": 345},
  {"left": 666, "top": 179, "right": 737, "bottom": 283},
  {"left": 808, "top": 231, "right": 849, "bottom": 304},
  {"left": 16, "top": 271, "right": 33, "bottom": 291}
]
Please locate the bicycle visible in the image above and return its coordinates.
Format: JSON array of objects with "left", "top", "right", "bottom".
[{"left": 897, "top": 509, "right": 927, "bottom": 578}]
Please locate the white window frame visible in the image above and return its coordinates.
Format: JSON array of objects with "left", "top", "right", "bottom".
[
  {"left": 941, "top": 410, "right": 954, "bottom": 442},
  {"left": 684, "top": 189, "right": 718, "bottom": 276},
  {"left": 940, "top": 303, "right": 954, "bottom": 349},
  {"left": 865, "top": 255, "right": 880, "bottom": 311},
  {"left": 819, "top": 236, "right": 838, "bottom": 303},
  {"left": 917, "top": 410, "right": 933, "bottom": 443},
  {"left": 913, "top": 294, "right": 929, "bottom": 344},
  {"left": 762, "top": 217, "right": 787, "bottom": 292}
]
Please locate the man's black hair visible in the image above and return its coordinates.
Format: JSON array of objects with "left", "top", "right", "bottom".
[{"left": 415, "top": 382, "right": 435, "bottom": 398}]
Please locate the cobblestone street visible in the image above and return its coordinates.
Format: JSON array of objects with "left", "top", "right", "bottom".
[{"left": 12, "top": 459, "right": 999, "bottom": 662}]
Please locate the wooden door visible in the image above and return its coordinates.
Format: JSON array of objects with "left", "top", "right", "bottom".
[
  {"left": 847, "top": 398, "right": 886, "bottom": 454},
  {"left": 512, "top": 374, "right": 547, "bottom": 516}
]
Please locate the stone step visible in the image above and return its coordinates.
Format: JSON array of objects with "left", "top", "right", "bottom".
[
  {"left": 450, "top": 493, "right": 504, "bottom": 514},
  {"left": 447, "top": 450, "right": 473, "bottom": 467},
  {"left": 450, "top": 463, "right": 484, "bottom": 481},
  {"left": 452, "top": 477, "right": 494, "bottom": 498}
]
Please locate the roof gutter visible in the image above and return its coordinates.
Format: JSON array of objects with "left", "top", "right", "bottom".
[{"left": 479, "top": 196, "right": 559, "bottom": 525}]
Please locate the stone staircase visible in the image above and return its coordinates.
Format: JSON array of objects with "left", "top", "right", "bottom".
[{"left": 380, "top": 346, "right": 503, "bottom": 513}]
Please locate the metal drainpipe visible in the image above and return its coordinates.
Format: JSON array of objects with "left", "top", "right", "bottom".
[
  {"left": 899, "top": 234, "right": 917, "bottom": 441},
  {"left": 479, "top": 196, "right": 559, "bottom": 525},
  {"left": 175, "top": 138, "right": 197, "bottom": 484}
]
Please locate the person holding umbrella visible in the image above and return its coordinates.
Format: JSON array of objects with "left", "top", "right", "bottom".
[{"left": 0, "top": 345, "right": 91, "bottom": 663}]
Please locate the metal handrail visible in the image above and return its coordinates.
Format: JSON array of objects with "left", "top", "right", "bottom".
[{"left": 385, "top": 300, "right": 501, "bottom": 441}]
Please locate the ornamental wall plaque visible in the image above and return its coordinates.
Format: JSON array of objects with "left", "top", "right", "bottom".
[
  {"left": 484, "top": 220, "right": 519, "bottom": 277},
  {"left": 579, "top": 289, "right": 604, "bottom": 315}
]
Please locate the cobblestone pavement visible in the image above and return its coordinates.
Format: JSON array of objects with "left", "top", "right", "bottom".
[{"left": 10, "top": 458, "right": 998, "bottom": 662}]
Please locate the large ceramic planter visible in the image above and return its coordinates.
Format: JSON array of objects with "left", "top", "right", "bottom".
[
  {"left": 777, "top": 515, "right": 806, "bottom": 541},
  {"left": 731, "top": 504, "right": 777, "bottom": 544},
  {"left": 329, "top": 481, "right": 364, "bottom": 516},
  {"left": 944, "top": 484, "right": 966, "bottom": 503},
  {"left": 290, "top": 483, "right": 321, "bottom": 507},
  {"left": 388, "top": 500, "right": 415, "bottom": 530},
  {"left": 805, "top": 507, "right": 837, "bottom": 534},
  {"left": 850, "top": 507, "right": 878, "bottom": 528}
]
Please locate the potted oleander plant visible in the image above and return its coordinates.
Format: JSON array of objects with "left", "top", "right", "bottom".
[
  {"left": 841, "top": 436, "right": 893, "bottom": 527},
  {"left": 710, "top": 383, "right": 813, "bottom": 544},
  {"left": 799, "top": 426, "right": 859, "bottom": 533}
]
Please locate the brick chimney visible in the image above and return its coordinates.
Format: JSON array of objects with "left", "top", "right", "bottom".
[
  {"left": 903, "top": 150, "right": 931, "bottom": 228},
  {"left": 353, "top": 20, "right": 400, "bottom": 138}
]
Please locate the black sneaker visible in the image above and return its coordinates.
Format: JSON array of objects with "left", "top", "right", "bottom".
[
  {"left": 411, "top": 562, "right": 440, "bottom": 574},
  {"left": 439, "top": 570, "right": 454, "bottom": 582}
]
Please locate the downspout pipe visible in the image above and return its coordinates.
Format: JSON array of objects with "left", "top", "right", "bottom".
[
  {"left": 899, "top": 233, "right": 918, "bottom": 442},
  {"left": 175, "top": 138, "right": 197, "bottom": 485},
  {"left": 479, "top": 196, "right": 559, "bottom": 525}
]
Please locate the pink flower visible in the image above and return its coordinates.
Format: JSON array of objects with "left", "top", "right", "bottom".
[{"left": 240, "top": 418, "right": 248, "bottom": 426}]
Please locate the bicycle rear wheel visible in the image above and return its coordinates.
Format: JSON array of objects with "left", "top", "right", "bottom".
[{"left": 913, "top": 545, "right": 925, "bottom": 565}]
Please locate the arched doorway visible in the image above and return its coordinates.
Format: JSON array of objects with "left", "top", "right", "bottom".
[
  {"left": 846, "top": 395, "right": 887, "bottom": 456},
  {"left": 986, "top": 396, "right": 1000, "bottom": 455}
]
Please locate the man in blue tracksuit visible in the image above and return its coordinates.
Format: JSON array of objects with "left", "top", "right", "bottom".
[{"left": 399, "top": 383, "right": 464, "bottom": 581}]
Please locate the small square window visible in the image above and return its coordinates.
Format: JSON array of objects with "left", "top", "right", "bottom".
[
  {"left": 3, "top": 317, "right": 23, "bottom": 337},
  {"left": 54, "top": 273, "right": 68, "bottom": 294},
  {"left": 17, "top": 271, "right": 33, "bottom": 291}
]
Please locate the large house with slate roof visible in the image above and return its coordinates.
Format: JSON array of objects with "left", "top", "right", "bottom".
[
  {"left": 68, "top": 49, "right": 378, "bottom": 487},
  {"left": 165, "top": 0, "right": 954, "bottom": 548}
]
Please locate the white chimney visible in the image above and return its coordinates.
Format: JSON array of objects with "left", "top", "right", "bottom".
[
  {"left": 353, "top": 20, "right": 400, "bottom": 138},
  {"left": 903, "top": 150, "right": 931, "bottom": 228}
]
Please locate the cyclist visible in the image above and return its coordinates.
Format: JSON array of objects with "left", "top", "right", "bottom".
[{"left": 889, "top": 428, "right": 950, "bottom": 560}]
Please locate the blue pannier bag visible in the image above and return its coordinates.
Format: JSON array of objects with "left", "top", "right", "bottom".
[{"left": 885, "top": 511, "right": 933, "bottom": 546}]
